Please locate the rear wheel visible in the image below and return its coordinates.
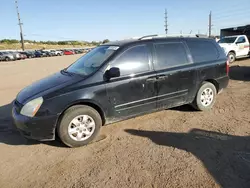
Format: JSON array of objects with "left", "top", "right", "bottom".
[
  {"left": 5, "top": 57, "right": 10, "bottom": 61},
  {"left": 192, "top": 82, "right": 217, "bottom": 111},
  {"left": 228, "top": 52, "right": 236, "bottom": 64},
  {"left": 57, "top": 105, "right": 102, "bottom": 147}
]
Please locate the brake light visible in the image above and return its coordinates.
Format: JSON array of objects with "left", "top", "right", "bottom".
[{"left": 226, "top": 59, "right": 229, "bottom": 75}]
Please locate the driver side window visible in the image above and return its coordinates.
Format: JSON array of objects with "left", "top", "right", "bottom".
[
  {"left": 237, "top": 37, "right": 246, "bottom": 44},
  {"left": 110, "top": 45, "right": 150, "bottom": 76}
]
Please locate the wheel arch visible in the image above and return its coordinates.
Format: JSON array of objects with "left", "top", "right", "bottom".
[
  {"left": 57, "top": 100, "right": 106, "bottom": 128},
  {"left": 227, "top": 50, "right": 236, "bottom": 56},
  {"left": 204, "top": 79, "right": 219, "bottom": 93}
]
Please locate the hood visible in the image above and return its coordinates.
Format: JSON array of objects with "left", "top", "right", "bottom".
[
  {"left": 16, "top": 71, "right": 82, "bottom": 104},
  {"left": 218, "top": 43, "right": 233, "bottom": 48}
]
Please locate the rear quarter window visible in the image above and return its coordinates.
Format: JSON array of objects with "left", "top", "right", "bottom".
[{"left": 186, "top": 40, "right": 219, "bottom": 63}]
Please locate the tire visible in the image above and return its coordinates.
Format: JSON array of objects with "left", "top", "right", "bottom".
[
  {"left": 192, "top": 82, "right": 217, "bottom": 111},
  {"left": 5, "top": 57, "right": 10, "bottom": 61},
  {"left": 57, "top": 105, "right": 102, "bottom": 147},
  {"left": 228, "top": 52, "right": 236, "bottom": 64}
]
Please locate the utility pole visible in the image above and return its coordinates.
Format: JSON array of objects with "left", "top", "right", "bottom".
[
  {"left": 164, "top": 9, "right": 168, "bottom": 34},
  {"left": 15, "top": 0, "right": 24, "bottom": 51},
  {"left": 208, "top": 11, "right": 212, "bottom": 38}
]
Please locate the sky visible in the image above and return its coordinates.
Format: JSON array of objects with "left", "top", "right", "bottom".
[{"left": 0, "top": 0, "right": 250, "bottom": 42}]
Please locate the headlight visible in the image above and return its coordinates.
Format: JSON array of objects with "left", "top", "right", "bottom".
[{"left": 20, "top": 97, "right": 43, "bottom": 117}]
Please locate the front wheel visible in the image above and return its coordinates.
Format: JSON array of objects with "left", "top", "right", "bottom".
[
  {"left": 192, "top": 82, "right": 217, "bottom": 111},
  {"left": 228, "top": 52, "right": 236, "bottom": 64},
  {"left": 57, "top": 105, "right": 102, "bottom": 147}
]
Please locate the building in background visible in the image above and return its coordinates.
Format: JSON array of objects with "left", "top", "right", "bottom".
[{"left": 220, "top": 24, "right": 250, "bottom": 38}]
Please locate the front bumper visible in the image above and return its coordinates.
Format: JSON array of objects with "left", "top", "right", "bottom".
[{"left": 12, "top": 105, "right": 58, "bottom": 141}]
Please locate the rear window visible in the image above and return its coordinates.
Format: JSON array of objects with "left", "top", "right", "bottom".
[{"left": 186, "top": 40, "right": 219, "bottom": 63}]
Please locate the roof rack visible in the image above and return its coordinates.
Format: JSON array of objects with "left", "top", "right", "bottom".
[
  {"left": 138, "top": 34, "right": 208, "bottom": 40},
  {"left": 138, "top": 34, "right": 158, "bottom": 40}
]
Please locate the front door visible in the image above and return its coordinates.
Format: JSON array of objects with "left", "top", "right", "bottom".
[
  {"left": 236, "top": 36, "right": 249, "bottom": 57},
  {"left": 105, "top": 44, "right": 157, "bottom": 119},
  {"left": 153, "top": 41, "right": 196, "bottom": 109}
]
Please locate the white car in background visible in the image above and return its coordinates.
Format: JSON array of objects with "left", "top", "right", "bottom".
[
  {"left": 218, "top": 35, "right": 250, "bottom": 63},
  {"left": 49, "top": 50, "right": 63, "bottom": 56}
]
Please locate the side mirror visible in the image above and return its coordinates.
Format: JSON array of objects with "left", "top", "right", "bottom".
[{"left": 105, "top": 67, "right": 120, "bottom": 80}]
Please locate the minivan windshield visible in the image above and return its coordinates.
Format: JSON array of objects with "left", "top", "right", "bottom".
[
  {"left": 218, "top": 37, "right": 237, "bottom": 44},
  {"left": 66, "top": 45, "right": 118, "bottom": 76}
]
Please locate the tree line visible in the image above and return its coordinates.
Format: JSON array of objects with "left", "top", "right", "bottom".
[{"left": 0, "top": 39, "right": 110, "bottom": 46}]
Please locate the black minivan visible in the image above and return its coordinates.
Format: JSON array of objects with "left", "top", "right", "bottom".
[{"left": 12, "top": 35, "right": 229, "bottom": 147}]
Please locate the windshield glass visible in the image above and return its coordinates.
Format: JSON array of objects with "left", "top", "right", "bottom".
[
  {"left": 218, "top": 37, "right": 237, "bottom": 44},
  {"left": 66, "top": 45, "right": 118, "bottom": 76}
]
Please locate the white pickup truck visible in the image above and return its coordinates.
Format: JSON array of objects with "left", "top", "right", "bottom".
[{"left": 218, "top": 35, "right": 250, "bottom": 63}]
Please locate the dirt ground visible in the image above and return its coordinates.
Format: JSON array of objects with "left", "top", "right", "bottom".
[{"left": 0, "top": 55, "right": 250, "bottom": 188}]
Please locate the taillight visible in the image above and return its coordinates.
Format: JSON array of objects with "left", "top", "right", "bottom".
[{"left": 226, "top": 59, "right": 229, "bottom": 75}]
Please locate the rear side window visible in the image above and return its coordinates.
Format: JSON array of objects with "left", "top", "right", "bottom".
[
  {"left": 111, "top": 45, "right": 150, "bottom": 76},
  {"left": 186, "top": 40, "right": 219, "bottom": 63},
  {"left": 154, "top": 42, "right": 189, "bottom": 70}
]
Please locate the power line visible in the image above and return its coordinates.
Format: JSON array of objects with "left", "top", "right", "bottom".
[
  {"left": 212, "top": 3, "right": 250, "bottom": 13},
  {"left": 213, "top": 10, "right": 250, "bottom": 19},
  {"left": 15, "top": 0, "right": 24, "bottom": 51},
  {"left": 213, "top": 12, "right": 250, "bottom": 22}
]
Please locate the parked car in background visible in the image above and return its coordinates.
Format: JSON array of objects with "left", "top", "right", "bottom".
[
  {"left": 42, "top": 50, "right": 53, "bottom": 57},
  {"left": 50, "top": 50, "right": 63, "bottom": 56},
  {"left": 12, "top": 35, "right": 229, "bottom": 147},
  {"left": 64, "top": 50, "right": 74, "bottom": 55},
  {"left": 218, "top": 35, "right": 250, "bottom": 63},
  {"left": 8, "top": 51, "right": 21, "bottom": 60},
  {"left": 76, "top": 49, "right": 84, "bottom": 54},
  {"left": 20, "top": 53, "right": 27, "bottom": 60},
  {"left": 20, "top": 51, "right": 35, "bottom": 58},
  {"left": 0, "top": 51, "right": 15, "bottom": 61},
  {"left": 83, "top": 49, "right": 89, "bottom": 53},
  {"left": 34, "top": 50, "right": 45, "bottom": 58}
]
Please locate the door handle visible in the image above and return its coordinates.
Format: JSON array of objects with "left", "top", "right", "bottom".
[
  {"left": 157, "top": 75, "right": 168, "bottom": 80},
  {"left": 146, "top": 77, "right": 157, "bottom": 82}
]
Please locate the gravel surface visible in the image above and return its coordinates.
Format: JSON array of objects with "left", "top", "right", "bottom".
[{"left": 0, "top": 55, "right": 250, "bottom": 188}]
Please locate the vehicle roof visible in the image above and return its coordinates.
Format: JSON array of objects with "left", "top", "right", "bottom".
[{"left": 102, "top": 37, "right": 214, "bottom": 47}]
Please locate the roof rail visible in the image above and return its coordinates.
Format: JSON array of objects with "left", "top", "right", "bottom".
[
  {"left": 138, "top": 34, "right": 158, "bottom": 40},
  {"left": 138, "top": 34, "right": 208, "bottom": 40}
]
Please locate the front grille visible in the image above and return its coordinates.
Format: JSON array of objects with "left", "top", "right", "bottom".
[{"left": 14, "top": 100, "right": 23, "bottom": 113}]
